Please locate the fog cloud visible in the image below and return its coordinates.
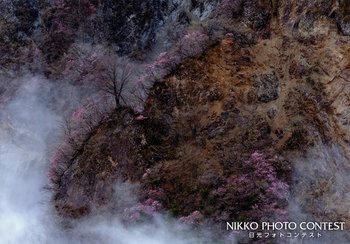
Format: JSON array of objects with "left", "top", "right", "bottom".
[{"left": 0, "top": 76, "right": 221, "bottom": 244}]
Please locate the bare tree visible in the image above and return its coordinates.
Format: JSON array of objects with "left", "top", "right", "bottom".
[{"left": 98, "top": 55, "right": 134, "bottom": 108}]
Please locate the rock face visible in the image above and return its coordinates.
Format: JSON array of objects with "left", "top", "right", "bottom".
[
  {"left": 0, "top": 0, "right": 219, "bottom": 69},
  {"left": 249, "top": 73, "right": 280, "bottom": 103}
]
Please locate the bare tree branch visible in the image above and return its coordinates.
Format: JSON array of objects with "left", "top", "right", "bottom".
[{"left": 96, "top": 55, "right": 135, "bottom": 108}]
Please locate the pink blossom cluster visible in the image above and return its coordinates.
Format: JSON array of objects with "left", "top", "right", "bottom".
[
  {"left": 145, "top": 51, "right": 181, "bottom": 79},
  {"left": 145, "top": 188, "right": 167, "bottom": 202},
  {"left": 244, "top": 152, "right": 278, "bottom": 183},
  {"left": 135, "top": 114, "right": 147, "bottom": 121},
  {"left": 142, "top": 168, "right": 152, "bottom": 179},
  {"left": 144, "top": 29, "right": 211, "bottom": 80},
  {"left": 213, "top": 151, "right": 291, "bottom": 221},
  {"left": 122, "top": 198, "right": 162, "bottom": 223},
  {"left": 179, "top": 210, "right": 204, "bottom": 226},
  {"left": 71, "top": 106, "right": 87, "bottom": 123}
]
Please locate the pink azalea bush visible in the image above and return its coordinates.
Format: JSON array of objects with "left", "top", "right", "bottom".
[
  {"left": 122, "top": 198, "right": 162, "bottom": 224},
  {"left": 135, "top": 114, "right": 147, "bottom": 121},
  {"left": 49, "top": 94, "right": 111, "bottom": 187},
  {"left": 212, "top": 151, "right": 291, "bottom": 222},
  {"left": 179, "top": 210, "right": 204, "bottom": 226},
  {"left": 145, "top": 50, "right": 181, "bottom": 79},
  {"left": 120, "top": 186, "right": 167, "bottom": 224},
  {"left": 145, "top": 29, "right": 212, "bottom": 80}
]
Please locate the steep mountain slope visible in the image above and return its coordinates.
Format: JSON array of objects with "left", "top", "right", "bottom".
[
  {"left": 52, "top": 8, "right": 350, "bottom": 237},
  {"left": 3, "top": 0, "right": 350, "bottom": 243},
  {"left": 0, "top": 0, "right": 219, "bottom": 70}
]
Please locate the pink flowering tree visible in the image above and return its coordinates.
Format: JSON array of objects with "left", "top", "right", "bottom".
[
  {"left": 119, "top": 184, "right": 169, "bottom": 224},
  {"left": 212, "top": 151, "right": 291, "bottom": 222},
  {"left": 121, "top": 198, "right": 162, "bottom": 224},
  {"left": 144, "top": 50, "right": 182, "bottom": 80},
  {"left": 179, "top": 210, "right": 204, "bottom": 226}
]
